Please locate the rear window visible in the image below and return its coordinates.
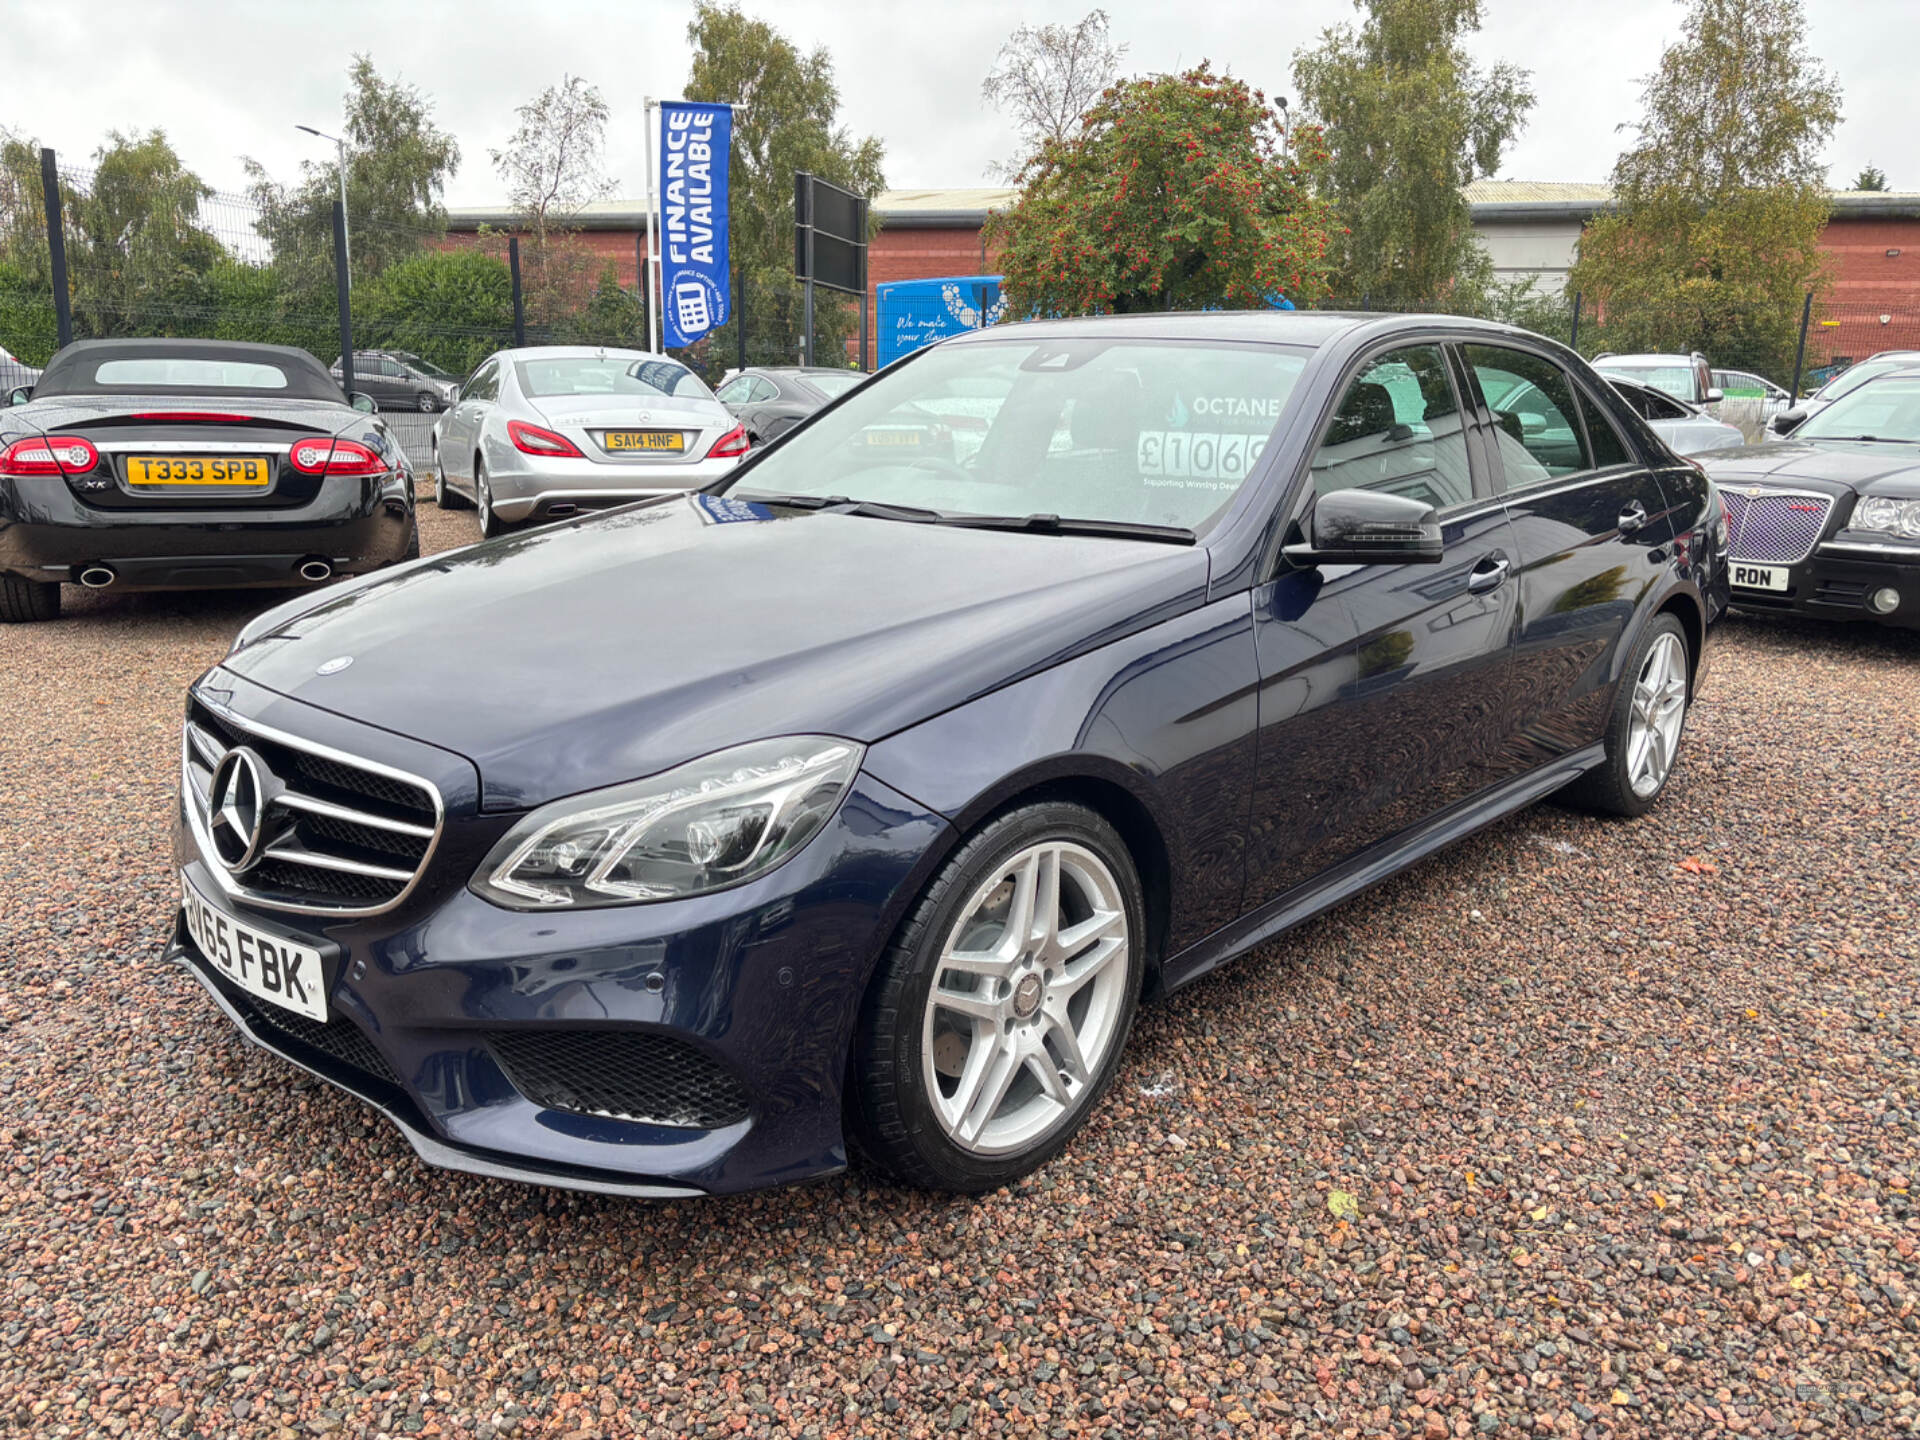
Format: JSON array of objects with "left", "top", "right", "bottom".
[
  {"left": 514, "top": 356, "right": 711, "bottom": 400},
  {"left": 805, "top": 372, "right": 863, "bottom": 397},
  {"left": 93, "top": 358, "right": 289, "bottom": 390}
]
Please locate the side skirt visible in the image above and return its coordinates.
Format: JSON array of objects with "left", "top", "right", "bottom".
[{"left": 1159, "top": 743, "right": 1606, "bottom": 995}]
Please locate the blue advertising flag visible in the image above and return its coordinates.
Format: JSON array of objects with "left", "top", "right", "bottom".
[{"left": 658, "top": 102, "right": 732, "bottom": 349}]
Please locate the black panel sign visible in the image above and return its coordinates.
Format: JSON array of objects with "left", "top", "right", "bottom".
[{"left": 793, "top": 171, "right": 869, "bottom": 296}]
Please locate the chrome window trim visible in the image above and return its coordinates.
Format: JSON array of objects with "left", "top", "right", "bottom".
[{"left": 182, "top": 690, "right": 445, "bottom": 918}]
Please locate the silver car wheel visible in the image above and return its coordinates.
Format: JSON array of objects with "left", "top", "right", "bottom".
[
  {"left": 920, "top": 840, "right": 1130, "bottom": 1157},
  {"left": 476, "top": 462, "right": 494, "bottom": 533},
  {"left": 417, "top": 392, "right": 437, "bottom": 413},
  {"left": 1626, "top": 631, "right": 1688, "bottom": 798}
]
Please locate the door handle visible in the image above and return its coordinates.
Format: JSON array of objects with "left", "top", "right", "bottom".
[
  {"left": 1466, "top": 555, "right": 1511, "bottom": 594},
  {"left": 1618, "top": 500, "right": 1649, "bottom": 534}
]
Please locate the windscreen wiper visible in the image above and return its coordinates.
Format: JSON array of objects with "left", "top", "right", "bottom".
[
  {"left": 736, "top": 493, "right": 941, "bottom": 521},
  {"left": 938, "top": 513, "right": 1198, "bottom": 544}
]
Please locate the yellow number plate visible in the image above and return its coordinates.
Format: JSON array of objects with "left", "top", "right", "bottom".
[
  {"left": 864, "top": 429, "right": 924, "bottom": 446},
  {"left": 126, "top": 456, "right": 272, "bottom": 486},
  {"left": 603, "top": 431, "right": 686, "bottom": 453}
]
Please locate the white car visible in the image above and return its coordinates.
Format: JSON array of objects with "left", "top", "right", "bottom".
[
  {"left": 1593, "top": 353, "right": 1722, "bottom": 411},
  {"left": 1768, "top": 350, "right": 1920, "bottom": 438},
  {"left": 1606, "top": 377, "right": 1746, "bottom": 457},
  {"left": 1712, "top": 368, "right": 1792, "bottom": 421},
  {"left": 429, "top": 346, "right": 748, "bottom": 536}
]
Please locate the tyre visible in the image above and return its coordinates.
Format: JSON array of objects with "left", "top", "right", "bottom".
[
  {"left": 850, "top": 801, "right": 1145, "bottom": 1192},
  {"left": 432, "top": 444, "right": 469, "bottom": 509},
  {"left": 402, "top": 516, "right": 421, "bottom": 561},
  {"left": 0, "top": 573, "right": 60, "bottom": 623},
  {"left": 1560, "top": 613, "right": 1692, "bottom": 817},
  {"left": 416, "top": 392, "right": 438, "bottom": 413},
  {"left": 476, "top": 458, "right": 509, "bottom": 538}
]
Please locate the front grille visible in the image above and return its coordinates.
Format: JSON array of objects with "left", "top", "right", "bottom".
[
  {"left": 1724, "top": 490, "right": 1832, "bottom": 563},
  {"left": 489, "top": 1030, "right": 752, "bottom": 1129},
  {"left": 182, "top": 698, "right": 441, "bottom": 915},
  {"left": 212, "top": 974, "right": 401, "bottom": 1089}
]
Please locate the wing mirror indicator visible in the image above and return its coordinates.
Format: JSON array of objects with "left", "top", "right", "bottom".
[{"left": 1283, "top": 489, "right": 1444, "bottom": 568}]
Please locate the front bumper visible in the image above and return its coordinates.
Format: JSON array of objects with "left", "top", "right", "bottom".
[
  {"left": 1728, "top": 540, "right": 1920, "bottom": 629},
  {"left": 167, "top": 673, "right": 952, "bottom": 1196},
  {"left": 0, "top": 473, "right": 414, "bottom": 590},
  {"left": 485, "top": 452, "right": 739, "bottom": 523}
]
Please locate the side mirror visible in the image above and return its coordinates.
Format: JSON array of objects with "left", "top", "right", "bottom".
[
  {"left": 1772, "top": 408, "right": 1807, "bottom": 435},
  {"left": 350, "top": 392, "right": 379, "bottom": 414},
  {"left": 1705, "top": 387, "right": 1725, "bottom": 404},
  {"left": 4, "top": 385, "right": 30, "bottom": 407},
  {"left": 1283, "top": 489, "right": 1444, "bottom": 568},
  {"left": 1519, "top": 412, "right": 1548, "bottom": 435}
]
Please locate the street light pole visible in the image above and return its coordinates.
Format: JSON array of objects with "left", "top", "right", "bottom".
[{"left": 296, "top": 124, "right": 350, "bottom": 290}]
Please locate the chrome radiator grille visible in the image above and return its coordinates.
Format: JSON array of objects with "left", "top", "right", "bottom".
[
  {"left": 1723, "top": 489, "right": 1832, "bottom": 564},
  {"left": 182, "top": 698, "right": 442, "bottom": 915}
]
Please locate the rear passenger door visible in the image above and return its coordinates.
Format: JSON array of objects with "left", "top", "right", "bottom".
[{"left": 1459, "top": 343, "right": 1672, "bottom": 765}]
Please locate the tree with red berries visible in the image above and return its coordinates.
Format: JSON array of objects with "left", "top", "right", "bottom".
[{"left": 987, "top": 65, "right": 1337, "bottom": 317}]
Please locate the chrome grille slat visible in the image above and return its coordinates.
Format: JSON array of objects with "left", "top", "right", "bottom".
[
  {"left": 181, "top": 694, "right": 444, "bottom": 917},
  {"left": 1724, "top": 489, "right": 1832, "bottom": 565}
]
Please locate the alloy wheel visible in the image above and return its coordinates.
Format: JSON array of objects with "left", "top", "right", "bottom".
[
  {"left": 1626, "top": 631, "right": 1688, "bottom": 797},
  {"left": 920, "top": 841, "right": 1131, "bottom": 1156}
]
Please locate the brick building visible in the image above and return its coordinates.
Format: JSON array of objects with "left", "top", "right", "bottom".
[{"left": 445, "top": 183, "right": 1920, "bottom": 376}]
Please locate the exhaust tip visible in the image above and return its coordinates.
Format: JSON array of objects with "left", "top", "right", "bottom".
[
  {"left": 297, "top": 559, "right": 334, "bottom": 582},
  {"left": 78, "top": 565, "right": 116, "bottom": 589}
]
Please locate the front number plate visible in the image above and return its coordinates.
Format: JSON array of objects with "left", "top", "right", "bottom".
[
  {"left": 128, "top": 456, "right": 272, "bottom": 486},
  {"left": 1731, "top": 562, "right": 1788, "bottom": 593},
  {"left": 181, "top": 873, "right": 329, "bottom": 1021}
]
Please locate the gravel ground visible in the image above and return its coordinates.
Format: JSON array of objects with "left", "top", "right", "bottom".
[{"left": 3, "top": 492, "right": 1918, "bottom": 1439}]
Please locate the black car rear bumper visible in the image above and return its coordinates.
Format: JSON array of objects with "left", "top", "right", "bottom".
[
  {"left": 1728, "top": 543, "right": 1920, "bottom": 629},
  {"left": 0, "top": 473, "right": 414, "bottom": 591}
]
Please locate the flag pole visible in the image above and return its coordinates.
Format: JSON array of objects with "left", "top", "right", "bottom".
[{"left": 643, "top": 96, "right": 659, "bottom": 355}]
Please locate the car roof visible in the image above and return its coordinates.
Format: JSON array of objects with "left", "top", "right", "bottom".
[
  {"left": 495, "top": 346, "right": 675, "bottom": 362},
  {"left": 939, "top": 309, "right": 1566, "bottom": 349},
  {"left": 33, "top": 338, "right": 344, "bottom": 402},
  {"left": 1593, "top": 354, "right": 1701, "bottom": 367}
]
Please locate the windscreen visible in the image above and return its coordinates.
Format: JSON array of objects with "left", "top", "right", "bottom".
[
  {"left": 1597, "top": 365, "right": 1694, "bottom": 401},
  {"left": 1815, "top": 358, "right": 1913, "bottom": 403},
  {"left": 724, "top": 338, "right": 1311, "bottom": 530},
  {"left": 1797, "top": 376, "right": 1920, "bottom": 441},
  {"left": 514, "top": 356, "right": 711, "bottom": 399}
]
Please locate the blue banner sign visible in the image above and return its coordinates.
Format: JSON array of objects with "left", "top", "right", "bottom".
[{"left": 659, "top": 102, "right": 732, "bottom": 349}]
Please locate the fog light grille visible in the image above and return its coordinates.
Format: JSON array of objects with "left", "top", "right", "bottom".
[{"left": 488, "top": 1030, "right": 751, "bottom": 1129}]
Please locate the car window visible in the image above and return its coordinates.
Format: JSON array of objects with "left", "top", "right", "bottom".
[
  {"left": 750, "top": 376, "right": 781, "bottom": 402},
  {"left": 1578, "top": 391, "right": 1633, "bottom": 468},
  {"left": 1596, "top": 365, "right": 1696, "bottom": 403},
  {"left": 462, "top": 361, "right": 498, "bottom": 403},
  {"left": 805, "top": 372, "right": 863, "bottom": 398},
  {"left": 1817, "top": 357, "right": 1915, "bottom": 402},
  {"left": 1797, "top": 376, "right": 1920, "bottom": 441},
  {"left": 726, "top": 338, "right": 1311, "bottom": 531},
  {"left": 93, "top": 358, "right": 290, "bottom": 390},
  {"left": 1308, "top": 346, "right": 1473, "bottom": 511},
  {"left": 716, "top": 376, "right": 754, "bottom": 403},
  {"left": 1465, "top": 345, "right": 1593, "bottom": 488},
  {"left": 515, "top": 356, "right": 712, "bottom": 399}
]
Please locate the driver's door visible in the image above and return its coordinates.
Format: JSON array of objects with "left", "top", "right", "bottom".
[{"left": 1244, "top": 343, "right": 1522, "bottom": 907}]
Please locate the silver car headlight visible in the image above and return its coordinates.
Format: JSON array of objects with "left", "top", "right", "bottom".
[
  {"left": 1852, "top": 495, "right": 1920, "bottom": 540},
  {"left": 473, "top": 736, "right": 864, "bottom": 909}
]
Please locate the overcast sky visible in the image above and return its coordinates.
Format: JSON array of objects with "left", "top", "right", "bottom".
[{"left": 3, "top": 0, "right": 1911, "bottom": 207}]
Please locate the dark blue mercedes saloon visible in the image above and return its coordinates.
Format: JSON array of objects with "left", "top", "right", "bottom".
[{"left": 167, "top": 313, "right": 1728, "bottom": 1196}]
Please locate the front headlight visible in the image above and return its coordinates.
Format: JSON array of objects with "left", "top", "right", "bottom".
[
  {"left": 473, "top": 736, "right": 864, "bottom": 909},
  {"left": 1852, "top": 495, "right": 1920, "bottom": 540}
]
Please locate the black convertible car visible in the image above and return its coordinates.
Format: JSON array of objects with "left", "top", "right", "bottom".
[
  {"left": 0, "top": 339, "right": 417, "bottom": 622},
  {"left": 1705, "top": 367, "right": 1920, "bottom": 630}
]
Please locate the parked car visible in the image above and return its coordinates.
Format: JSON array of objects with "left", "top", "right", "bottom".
[
  {"left": 1606, "top": 376, "right": 1747, "bottom": 456},
  {"left": 715, "top": 365, "right": 867, "bottom": 444},
  {"left": 1712, "top": 368, "right": 1792, "bottom": 420},
  {"left": 0, "top": 342, "right": 40, "bottom": 396},
  {"left": 430, "top": 346, "right": 748, "bottom": 536},
  {"left": 170, "top": 312, "right": 1723, "bottom": 1197},
  {"left": 1768, "top": 349, "right": 1920, "bottom": 437},
  {"left": 1703, "top": 367, "right": 1920, "bottom": 629},
  {"left": 0, "top": 338, "right": 416, "bottom": 622},
  {"left": 330, "top": 350, "right": 460, "bottom": 413},
  {"left": 1593, "top": 352, "right": 1723, "bottom": 410}
]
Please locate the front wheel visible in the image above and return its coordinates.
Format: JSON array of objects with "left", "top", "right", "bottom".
[
  {"left": 0, "top": 573, "right": 60, "bottom": 622},
  {"left": 850, "top": 802, "right": 1145, "bottom": 1192},
  {"left": 1560, "top": 614, "right": 1692, "bottom": 817},
  {"left": 416, "top": 392, "right": 439, "bottom": 413}
]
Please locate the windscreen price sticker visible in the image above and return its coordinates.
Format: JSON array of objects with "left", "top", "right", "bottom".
[{"left": 1139, "top": 430, "right": 1268, "bottom": 490}]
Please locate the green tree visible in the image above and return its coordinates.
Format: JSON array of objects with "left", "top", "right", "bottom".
[
  {"left": 981, "top": 10, "right": 1127, "bottom": 176},
  {"left": 353, "top": 247, "right": 514, "bottom": 375},
  {"left": 684, "top": 3, "right": 885, "bottom": 366},
  {"left": 988, "top": 64, "right": 1336, "bottom": 315},
  {"left": 1570, "top": 0, "right": 1841, "bottom": 378},
  {"left": 244, "top": 55, "right": 461, "bottom": 286},
  {"left": 1293, "top": 0, "right": 1534, "bottom": 307},
  {"left": 66, "top": 130, "right": 223, "bottom": 338},
  {"left": 1852, "top": 163, "right": 1889, "bottom": 191}
]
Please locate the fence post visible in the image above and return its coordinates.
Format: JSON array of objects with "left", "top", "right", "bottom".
[
  {"left": 39, "top": 149, "right": 72, "bottom": 350},
  {"left": 1790, "top": 290, "right": 1814, "bottom": 399},
  {"left": 860, "top": 288, "right": 869, "bottom": 373},
  {"left": 331, "top": 200, "right": 353, "bottom": 398},
  {"left": 1569, "top": 291, "right": 1582, "bottom": 351},
  {"left": 508, "top": 238, "right": 527, "bottom": 348}
]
